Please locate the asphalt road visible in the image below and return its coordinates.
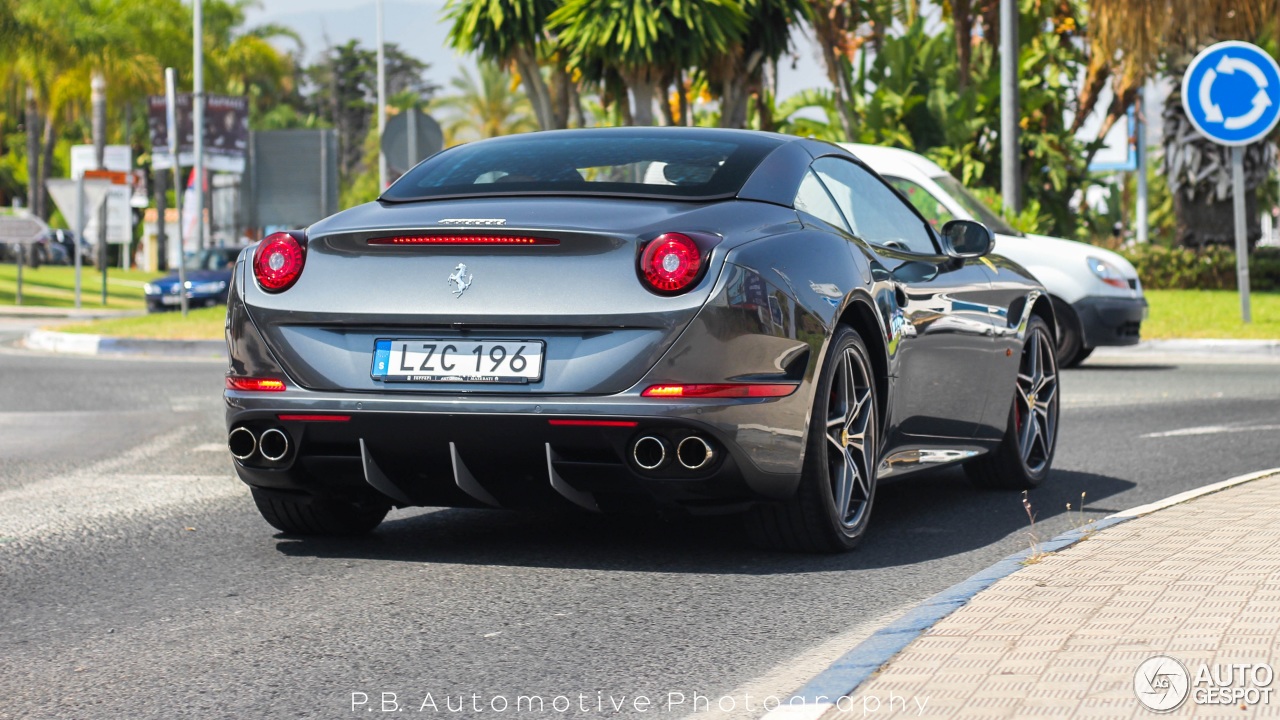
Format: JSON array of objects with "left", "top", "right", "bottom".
[{"left": 1, "top": 333, "right": 1278, "bottom": 720}]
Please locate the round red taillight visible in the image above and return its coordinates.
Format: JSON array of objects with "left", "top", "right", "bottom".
[
  {"left": 253, "top": 232, "right": 306, "bottom": 292},
  {"left": 640, "top": 233, "right": 703, "bottom": 294}
]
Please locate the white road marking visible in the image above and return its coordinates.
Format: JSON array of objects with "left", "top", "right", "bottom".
[
  {"left": 1140, "top": 424, "right": 1280, "bottom": 438},
  {"left": 0, "top": 428, "right": 244, "bottom": 543},
  {"left": 193, "top": 442, "right": 227, "bottom": 452}
]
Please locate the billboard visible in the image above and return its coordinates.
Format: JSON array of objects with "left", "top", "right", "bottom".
[{"left": 148, "top": 93, "right": 248, "bottom": 173}]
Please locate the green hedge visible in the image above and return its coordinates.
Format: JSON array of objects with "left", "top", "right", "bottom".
[{"left": 1114, "top": 245, "right": 1280, "bottom": 291}]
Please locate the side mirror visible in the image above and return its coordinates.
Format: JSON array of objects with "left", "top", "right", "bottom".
[{"left": 940, "top": 220, "right": 994, "bottom": 259}]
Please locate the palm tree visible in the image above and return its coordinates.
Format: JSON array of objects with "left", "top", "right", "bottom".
[
  {"left": 444, "top": 0, "right": 568, "bottom": 130},
  {"left": 1086, "top": 0, "right": 1280, "bottom": 247},
  {"left": 431, "top": 63, "right": 539, "bottom": 144},
  {"left": 549, "top": 0, "right": 746, "bottom": 126},
  {"left": 705, "top": 0, "right": 809, "bottom": 129}
]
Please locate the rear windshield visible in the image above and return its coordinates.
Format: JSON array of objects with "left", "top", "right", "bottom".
[{"left": 381, "top": 130, "right": 782, "bottom": 202}]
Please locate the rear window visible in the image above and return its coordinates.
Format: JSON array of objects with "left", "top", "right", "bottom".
[{"left": 380, "top": 130, "right": 783, "bottom": 202}]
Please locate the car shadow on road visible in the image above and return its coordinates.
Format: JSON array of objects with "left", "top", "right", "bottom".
[{"left": 273, "top": 467, "right": 1134, "bottom": 576}]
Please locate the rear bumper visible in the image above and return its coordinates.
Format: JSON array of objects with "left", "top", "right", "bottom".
[
  {"left": 1074, "top": 295, "right": 1147, "bottom": 348},
  {"left": 225, "top": 390, "right": 808, "bottom": 512}
]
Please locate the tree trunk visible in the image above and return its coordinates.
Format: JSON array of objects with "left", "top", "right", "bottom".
[
  {"left": 40, "top": 111, "right": 57, "bottom": 221},
  {"left": 24, "top": 88, "right": 41, "bottom": 216},
  {"left": 1162, "top": 84, "right": 1271, "bottom": 250},
  {"left": 548, "top": 64, "right": 571, "bottom": 129},
  {"left": 816, "top": 39, "right": 854, "bottom": 139},
  {"left": 569, "top": 80, "right": 586, "bottom": 128},
  {"left": 657, "top": 77, "right": 676, "bottom": 127},
  {"left": 513, "top": 47, "right": 558, "bottom": 130},
  {"left": 621, "top": 69, "right": 658, "bottom": 126},
  {"left": 717, "top": 49, "right": 763, "bottom": 130},
  {"left": 676, "top": 70, "right": 690, "bottom": 126}
]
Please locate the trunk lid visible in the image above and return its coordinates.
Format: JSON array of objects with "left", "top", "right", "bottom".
[{"left": 243, "top": 197, "right": 782, "bottom": 394}]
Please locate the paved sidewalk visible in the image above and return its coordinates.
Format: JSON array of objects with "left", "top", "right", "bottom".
[{"left": 825, "top": 471, "right": 1280, "bottom": 719}]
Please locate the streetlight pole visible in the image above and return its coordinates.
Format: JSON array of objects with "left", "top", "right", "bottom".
[
  {"left": 1135, "top": 85, "right": 1149, "bottom": 244},
  {"left": 167, "top": 68, "right": 189, "bottom": 318},
  {"left": 193, "top": 0, "right": 205, "bottom": 252},
  {"left": 1000, "top": 0, "right": 1021, "bottom": 214},
  {"left": 376, "top": 0, "right": 388, "bottom": 190}
]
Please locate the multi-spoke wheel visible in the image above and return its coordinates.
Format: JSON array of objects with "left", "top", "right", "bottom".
[
  {"left": 966, "top": 316, "right": 1060, "bottom": 489},
  {"left": 746, "top": 325, "right": 879, "bottom": 553}
]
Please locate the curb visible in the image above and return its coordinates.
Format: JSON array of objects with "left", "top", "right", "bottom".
[
  {"left": 22, "top": 329, "right": 224, "bottom": 359},
  {"left": 764, "top": 467, "right": 1280, "bottom": 720},
  {"left": 1097, "top": 339, "right": 1280, "bottom": 357}
]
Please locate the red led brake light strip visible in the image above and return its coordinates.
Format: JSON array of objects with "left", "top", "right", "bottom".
[{"left": 368, "top": 235, "right": 558, "bottom": 246}]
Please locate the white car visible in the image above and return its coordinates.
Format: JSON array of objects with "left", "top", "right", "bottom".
[{"left": 845, "top": 144, "right": 1147, "bottom": 367}]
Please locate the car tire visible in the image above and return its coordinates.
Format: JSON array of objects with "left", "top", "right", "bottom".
[
  {"left": 746, "top": 325, "right": 879, "bottom": 553},
  {"left": 1050, "top": 297, "right": 1089, "bottom": 369},
  {"left": 250, "top": 487, "right": 391, "bottom": 536},
  {"left": 966, "top": 316, "right": 1059, "bottom": 490}
]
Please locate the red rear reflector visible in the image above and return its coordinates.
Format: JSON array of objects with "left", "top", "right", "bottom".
[
  {"left": 368, "top": 235, "right": 558, "bottom": 246},
  {"left": 547, "top": 419, "right": 640, "bottom": 427},
  {"left": 277, "top": 414, "right": 350, "bottom": 422},
  {"left": 641, "top": 383, "right": 798, "bottom": 398},
  {"left": 226, "top": 377, "right": 286, "bottom": 392}
]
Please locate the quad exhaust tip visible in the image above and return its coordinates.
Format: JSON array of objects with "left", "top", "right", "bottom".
[
  {"left": 632, "top": 436, "right": 668, "bottom": 470},
  {"left": 676, "top": 436, "right": 714, "bottom": 470},
  {"left": 258, "top": 428, "right": 291, "bottom": 462},
  {"left": 228, "top": 427, "right": 257, "bottom": 460}
]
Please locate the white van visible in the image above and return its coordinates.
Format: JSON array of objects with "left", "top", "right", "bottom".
[{"left": 846, "top": 144, "right": 1147, "bottom": 367}]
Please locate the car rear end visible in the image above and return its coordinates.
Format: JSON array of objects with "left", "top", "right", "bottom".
[{"left": 225, "top": 130, "right": 818, "bottom": 516}]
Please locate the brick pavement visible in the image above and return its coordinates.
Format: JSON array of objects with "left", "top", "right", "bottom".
[{"left": 825, "top": 471, "right": 1280, "bottom": 719}]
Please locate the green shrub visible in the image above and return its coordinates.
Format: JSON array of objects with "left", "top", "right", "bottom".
[{"left": 1114, "top": 245, "right": 1280, "bottom": 291}]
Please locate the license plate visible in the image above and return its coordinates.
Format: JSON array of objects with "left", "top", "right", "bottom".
[
  {"left": 161, "top": 295, "right": 181, "bottom": 305},
  {"left": 372, "top": 339, "right": 545, "bottom": 383}
]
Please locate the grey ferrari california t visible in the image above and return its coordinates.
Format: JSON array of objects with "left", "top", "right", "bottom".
[{"left": 224, "top": 127, "right": 1059, "bottom": 553}]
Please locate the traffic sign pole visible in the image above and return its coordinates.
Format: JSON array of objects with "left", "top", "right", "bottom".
[
  {"left": 14, "top": 233, "right": 22, "bottom": 306},
  {"left": 1232, "top": 147, "right": 1250, "bottom": 323},
  {"left": 1181, "top": 41, "right": 1280, "bottom": 324},
  {"left": 75, "top": 173, "right": 85, "bottom": 309}
]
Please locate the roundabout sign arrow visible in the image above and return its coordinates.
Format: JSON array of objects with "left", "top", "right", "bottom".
[
  {"left": 1182, "top": 41, "right": 1280, "bottom": 146},
  {"left": 1180, "top": 40, "right": 1280, "bottom": 325}
]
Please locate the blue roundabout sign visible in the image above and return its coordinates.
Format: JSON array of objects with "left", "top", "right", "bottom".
[{"left": 1182, "top": 41, "right": 1280, "bottom": 147}]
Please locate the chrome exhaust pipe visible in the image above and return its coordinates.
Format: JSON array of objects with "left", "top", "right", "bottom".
[
  {"left": 632, "top": 436, "right": 669, "bottom": 471},
  {"left": 676, "top": 436, "right": 715, "bottom": 470},
  {"left": 228, "top": 427, "right": 257, "bottom": 461},
  {"left": 258, "top": 428, "right": 291, "bottom": 462}
]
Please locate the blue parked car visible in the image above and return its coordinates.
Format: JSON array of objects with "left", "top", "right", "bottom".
[{"left": 144, "top": 246, "right": 244, "bottom": 312}]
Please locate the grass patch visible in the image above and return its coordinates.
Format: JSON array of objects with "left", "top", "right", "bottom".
[
  {"left": 0, "top": 262, "right": 152, "bottom": 309},
  {"left": 57, "top": 305, "right": 226, "bottom": 340},
  {"left": 1143, "top": 289, "right": 1280, "bottom": 340},
  {"left": 40, "top": 286, "right": 1279, "bottom": 343}
]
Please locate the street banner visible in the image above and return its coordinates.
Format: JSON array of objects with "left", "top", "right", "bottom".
[{"left": 149, "top": 93, "right": 248, "bottom": 173}]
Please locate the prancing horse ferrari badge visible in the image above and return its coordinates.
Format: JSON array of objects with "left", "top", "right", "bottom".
[{"left": 448, "top": 263, "right": 473, "bottom": 297}]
